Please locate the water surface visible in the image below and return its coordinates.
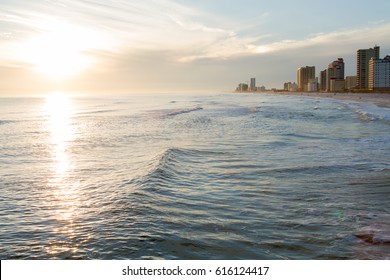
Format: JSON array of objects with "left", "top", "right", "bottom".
[{"left": 1, "top": 93, "right": 389, "bottom": 259}]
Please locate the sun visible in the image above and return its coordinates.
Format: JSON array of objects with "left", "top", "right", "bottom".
[{"left": 17, "top": 19, "right": 101, "bottom": 80}]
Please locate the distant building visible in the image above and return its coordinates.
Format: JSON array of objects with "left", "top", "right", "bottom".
[
  {"left": 297, "top": 66, "right": 315, "bottom": 91},
  {"left": 320, "top": 70, "right": 327, "bottom": 91},
  {"left": 284, "top": 82, "right": 298, "bottom": 92},
  {"left": 326, "top": 67, "right": 335, "bottom": 91},
  {"left": 257, "top": 86, "right": 266, "bottom": 92},
  {"left": 250, "top": 78, "right": 256, "bottom": 91},
  {"left": 345, "top": 76, "right": 357, "bottom": 90},
  {"left": 357, "top": 46, "right": 380, "bottom": 89},
  {"left": 330, "top": 58, "right": 344, "bottom": 79},
  {"left": 326, "top": 58, "right": 345, "bottom": 92},
  {"left": 289, "top": 82, "right": 298, "bottom": 92},
  {"left": 369, "top": 55, "right": 390, "bottom": 90},
  {"left": 330, "top": 79, "right": 345, "bottom": 92},
  {"left": 307, "top": 78, "right": 318, "bottom": 92},
  {"left": 236, "top": 83, "right": 248, "bottom": 92}
]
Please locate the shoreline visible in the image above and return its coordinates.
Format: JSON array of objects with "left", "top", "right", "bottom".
[{"left": 266, "top": 92, "right": 390, "bottom": 109}]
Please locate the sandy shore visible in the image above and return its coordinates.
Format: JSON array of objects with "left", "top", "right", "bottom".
[{"left": 271, "top": 92, "right": 390, "bottom": 108}]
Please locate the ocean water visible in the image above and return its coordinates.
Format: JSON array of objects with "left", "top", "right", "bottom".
[{"left": 0, "top": 93, "right": 389, "bottom": 260}]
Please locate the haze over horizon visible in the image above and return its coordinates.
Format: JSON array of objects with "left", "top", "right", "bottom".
[{"left": 1, "top": 0, "right": 390, "bottom": 96}]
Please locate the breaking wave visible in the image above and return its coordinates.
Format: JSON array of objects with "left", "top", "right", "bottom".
[{"left": 343, "top": 101, "right": 390, "bottom": 122}]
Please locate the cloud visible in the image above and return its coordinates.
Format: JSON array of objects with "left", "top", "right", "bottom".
[
  {"left": 0, "top": 1, "right": 274, "bottom": 67},
  {"left": 178, "top": 22, "right": 390, "bottom": 62},
  {"left": 251, "top": 25, "right": 390, "bottom": 54},
  {"left": 1, "top": 0, "right": 237, "bottom": 64},
  {"left": 1, "top": 1, "right": 390, "bottom": 94}
]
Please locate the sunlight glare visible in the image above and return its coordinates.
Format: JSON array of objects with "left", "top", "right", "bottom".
[
  {"left": 18, "top": 19, "right": 102, "bottom": 80},
  {"left": 44, "top": 93, "right": 84, "bottom": 253},
  {"left": 45, "top": 93, "right": 74, "bottom": 175}
]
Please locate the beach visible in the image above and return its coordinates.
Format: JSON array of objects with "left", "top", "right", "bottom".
[{"left": 272, "top": 92, "right": 390, "bottom": 108}]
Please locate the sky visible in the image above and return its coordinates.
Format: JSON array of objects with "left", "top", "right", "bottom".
[{"left": 1, "top": 0, "right": 390, "bottom": 95}]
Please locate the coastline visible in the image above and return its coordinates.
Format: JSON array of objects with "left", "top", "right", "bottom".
[{"left": 268, "top": 92, "right": 390, "bottom": 108}]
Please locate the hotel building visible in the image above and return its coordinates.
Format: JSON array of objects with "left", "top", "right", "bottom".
[
  {"left": 297, "top": 66, "right": 315, "bottom": 91},
  {"left": 250, "top": 78, "right": 256, "bottom": 91},
  {"left": 369, "top": 55, "right": 390, "bottom": 90},
  {"left": 357, "top": 46, "right": 380, "bottom": 89},
  {"left": 345, "top": 76, "right": 357, "bottom": 90},
  {"left": 320, "top": 70, "right": 327, "bottom": 91},
  {"left": 284, "top": 82, "right": 298, "bottom": 92},
  {"left": 326, "top": 58, "right": 345, "bottom": 92}
]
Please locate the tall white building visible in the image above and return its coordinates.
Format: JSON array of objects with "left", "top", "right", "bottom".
[{"left": 369, "top": 55, "right": 390, "bottom": 90}]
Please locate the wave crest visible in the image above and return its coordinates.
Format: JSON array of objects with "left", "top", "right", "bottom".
[{"left": 146, "top": 107, "right": 203, "bottom": 118}]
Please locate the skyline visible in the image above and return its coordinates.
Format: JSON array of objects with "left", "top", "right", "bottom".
[{"left": 1, "top": 0, "right": 390, "bottom": 95}]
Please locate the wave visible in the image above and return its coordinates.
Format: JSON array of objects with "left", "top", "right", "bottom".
[
  {"left": 354, "top": 218, "right": 390, "bottom": 245},
  {"left": 355, "top": 134, "right": 390, "bottom": 149},
  {"left": 75, "top": 109, "right": 119, "bottom": 116},
  {"left": 146, "top": 107, "right": 203, "bottom": 118},
  {"left": 342, "top": 101, "right": 390, "bottom": 122},
  {"left": 166, "top": 107, "right": 203, "bottom": 117},
  {"left": 127, "top": 148, "right": 377, "bottom": 193},
  {"left": 256, "top": 163, "right": 369, "bottom": 177},
  {"left": 0, "top": 120, "right": 17, "bottom": 126},
  {"left": 129, "top": 149, "right": 381, "bottom": 188},
  {"left": 282, "top": 133, "right": 326, "bottom": 140},
  {"left": 261, "top": 109, "right": 318, "bottom": 121},
  {"left": 126, "top": 147, "right": 226, "bottom": 190}
]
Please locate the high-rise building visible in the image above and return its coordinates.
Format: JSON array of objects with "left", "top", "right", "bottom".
[
  {"left": 307, "top": 78, "right": 318, "bottom": 92},
  {"left": 357, "top": 46, "right": 380, "bottom": 89},
  {"left": 345, "top": 76, "right": 357, "bottom": 90},
  {"left": 250, "top": 78, "right": 256, "bottom": 91},
  {"left": 320, "top": 70, "right": 327, "bottom": 91},
  {"left": 326, "top": 67, "right": 335, "bottom": 92},
  {"left": 330, "top": 58, "right": 344, "bottom": 79},
  {"left": 330, "top": 79, "right": 345, "bottom": 92},
  {"left": 297, "top": 66, "right": 315, "bottom": 91},
  {"left": 326, "top": 58, "right": 345, "bottom": 92},
  {"left": 369, "top": 55, "right": 390, "bottom": 90}
]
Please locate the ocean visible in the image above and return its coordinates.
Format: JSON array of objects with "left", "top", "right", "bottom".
[{"left": 0, "top": 93, "right": 389, "bottom": 259}]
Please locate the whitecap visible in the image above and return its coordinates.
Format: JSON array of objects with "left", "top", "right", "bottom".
[{"left": 344, "top": 101, "right": 390, "bottom": 121}]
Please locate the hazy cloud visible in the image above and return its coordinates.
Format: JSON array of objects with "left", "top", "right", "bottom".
[{"left": 1, "top": 0, "right": 390, "bottom": 94}]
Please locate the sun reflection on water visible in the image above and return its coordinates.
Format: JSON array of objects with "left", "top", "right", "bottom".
[
  {"left": 45, "top": 93, "right": 74, "bottom": 176},
  {"left": 44, "top": 93, "right": 82, "bottom": 257}
]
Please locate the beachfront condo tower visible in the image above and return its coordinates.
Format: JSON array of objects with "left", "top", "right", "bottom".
[
  {"left": 250, "top": 78, "right": 256, "bottom": 91},
  {"left": 326, "top": 58, "right": 345, "bottom": 92},
  {"left": 357, "top": 45, "right": 380, "bottom": 89},
  {"left": 297, "top": 66, "right": 315, "bottom": 91},
  {"left": 369, "top": 55, "right": 390, "bottom": 91}
]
